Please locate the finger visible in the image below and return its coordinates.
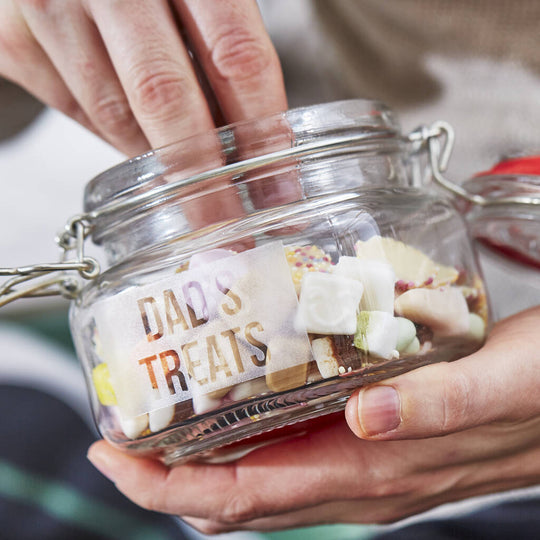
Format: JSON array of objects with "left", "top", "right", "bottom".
[
  {"left": 0, "top": 1, "right": 92, "bottom": 131},
  {"left": 87, "top": 420, "right": 384, "bottom": 520},
  {"left": 346, "top": 306, "right": 540, "bottom": 440},
  {"left": 18, "top": 0, "right": 149, "bottom": 156},
  {"left": 174, "top": 0, "right": 302, "bottom": 211},
  {"left": 182, "top": 438, "right": 540, "bottom": 534},
  {"left": 86, "top": 0, "right": 249, "bottom": 229},
  {"left": 173, "top": 0, "right": 287, "bottom": 123},
  {"left": 86, "top": 0, "right": 214, "bottom": 148},
  {"left": 180, "top": 498, "right": 380, "bottom": 534}
]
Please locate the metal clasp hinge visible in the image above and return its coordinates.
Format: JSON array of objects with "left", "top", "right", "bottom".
[
  {"left": 410, "top": 121, "right": 540, "bottom": 208},
  {"left": 0, "top": 215, "right": 100, "bottom": 308}
]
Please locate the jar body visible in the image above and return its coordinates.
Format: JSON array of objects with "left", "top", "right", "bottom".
[{"left": 70, "top": 101, "right": 489, "bottom": 464}]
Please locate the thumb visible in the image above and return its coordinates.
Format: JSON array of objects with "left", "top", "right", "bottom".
[{"left": 345, "top": 306, "right": 540, "bottom": 440}]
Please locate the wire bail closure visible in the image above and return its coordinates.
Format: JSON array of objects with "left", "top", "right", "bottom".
[
  {"left": 412, "top": 121, "right": 540, "bottom": 208},
  {"left": 0, "top": 216, "right": 100, "bottom": 307}
]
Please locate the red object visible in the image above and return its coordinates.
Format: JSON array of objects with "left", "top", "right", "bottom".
[
  {"left": 471, "top": 156, "right": 540, "bottom": 269},
  {"left": 476, "top": 156, "right": 540, "bottom": 176}
]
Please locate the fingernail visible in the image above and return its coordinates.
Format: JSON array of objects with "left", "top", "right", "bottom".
[
  {"left": 359, "top": 385, "right": 401, "bottom": 435},
  {"left": 87, "top": 445, "right": 117, "bottom": 483}
]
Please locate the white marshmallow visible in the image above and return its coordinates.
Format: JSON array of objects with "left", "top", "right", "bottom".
[
  {"left": 335, "top": 257, "right": 395, "bottom": 313},
  {"left": 395, "top": 317, "right": 417, "bottom": 352},
  {"left": 192, "top": 392, "right": 222, "bottom": 415},
  {"left": 402, "top": 336, "right": 420, "bottom": 355},
  {"left": 295, "top": 272, "right": 363, "bottom": 335},
  {"left": 467, "top": 313, "right": 486, "bottom": 342},
  {"left": 394, "top": 287, "right": 470, "bottom": 337},
  {"left": 230, "top": 377, "right": 269, "bottom": 401},
  {"left": 119, "top": 413, "right": 148, "bottom": 440},
  {"left": 354, "top": 311, "right": 399, "bottom": 360},
  {"left": 149, "top": 404, "right": 175, "bottom": 432}
]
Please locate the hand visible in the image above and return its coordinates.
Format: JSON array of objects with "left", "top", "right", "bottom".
[
  {"left": 87, "top": 306, "right": 540, "bottom": 533},
  {"left": 0, "top": 0, "right": 286, "bottom": 156}
]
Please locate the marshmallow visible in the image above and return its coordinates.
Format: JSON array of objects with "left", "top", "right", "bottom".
[
  {"left": 145, "top": 388, "right": 175, "bottom": 432},
  {"left": 354, "top": 311, "right": 399, "bottom": 360},
  {"left": 467, "top": 313, "right": 486, "bottom": 342},
  {"left": 149, "top": 404, "right": 175, "bottom": 432},
  {"left": 394, "top": 287, "right": 470, "bottom": 337},
  {"left": 296, "top": 272, "right": 363, "bottom": 334},
  {"left": 395, "top": 317, "right": 417, "bottom": 352},
  {"left": 230, "top": 377, "right": 269, "bottom": 401},
  {"left": 119, "top": 413, "right": 148, "bottom": 440},
  {"left": 402, "top": 336, "right": 420, "bottom": 355},
  {"left": 335, "top": 257, "right": 395, "bottom": 313},
  {"left": 192, "top": 392, "right": 222, "bottom": 415}
]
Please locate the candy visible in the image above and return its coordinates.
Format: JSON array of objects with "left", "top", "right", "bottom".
[
  {"left": 355, "top": 236, "right": 459, "bottom": 289},
  {"left": 266, "top": 364, "right": 308, "bottom": 392},
  {"left": 285, "top": 245, "right": 334, "bottom": 294},
  {"left": 230, "top": 377, "right": 269, "bottom": 401},
  {"left": 354, "top": 311, "right": 399, "bottom": 360},
  {"left": 461, "top": 276, "right": 489, "bottom": 323},
  {"left": 119, "top": 413, "right": 148, "bottom": 440},
  {"left": 395, "top": 317, "right": 417, "bottom": 352},
  {"left": 92, "top": 363, "right": 117, "bottom": 406},
  {"left": 295, "top": 272, "right": 364, "bottom": 335},
  {"left": 311, "top": 334, "right": 365, "bottom": 378},
  {"left": 306, "top": 361, "right": 324, "bottom": 383},
  {"left": 402, "top": 337, "right": 421, "bottom": 355},
  {"left": 394, "top": 287, "right": 470, "bottom": 337},
  {"left": 149, "top": 404, "right": 175, "bottom": 432},
  {"left": 335, "top": 256, "right": 395, "bottom": 313},
  {"left": 467, "top": 313, "right": 486, "bottom": 342},
  {"left": 311, "top": 337, "right": 340, "bottom": 378},
  {"left": 265, "top": 337, "right": 309, "bottom": 392},
  {"left": 192, "top": 392, "right": 223, "bottom": 415}
]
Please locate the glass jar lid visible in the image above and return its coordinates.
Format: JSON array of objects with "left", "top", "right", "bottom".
[{"left": 457, "top": 158, "right": 540, "bottom": 270}]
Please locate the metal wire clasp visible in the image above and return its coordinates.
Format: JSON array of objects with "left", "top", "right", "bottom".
[
  {"left": 0, "top": 215, "right": 100, "bottom": 307},
  {"left": 410, "top": 121, "right": 540, "bottom": 207}
]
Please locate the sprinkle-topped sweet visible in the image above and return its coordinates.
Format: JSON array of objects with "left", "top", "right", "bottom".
[{"left": 285, "top": 245, "right": 334, "bottom": 293}]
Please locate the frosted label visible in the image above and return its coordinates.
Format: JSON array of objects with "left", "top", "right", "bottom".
[{"left": 93, "top": 242, "right": 311, "bottom": 417}]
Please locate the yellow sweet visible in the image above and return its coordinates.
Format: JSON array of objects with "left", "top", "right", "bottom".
[
  {"left": 355, "top": 236, "right": 459, "bottom": 289},
  {"left": 92, "top": 363, "right": 117, "bottom": 406}
]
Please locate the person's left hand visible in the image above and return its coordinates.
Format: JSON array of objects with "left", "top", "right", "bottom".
[{"left": 87, "top": 306, "right": 540, "bottom": 534}]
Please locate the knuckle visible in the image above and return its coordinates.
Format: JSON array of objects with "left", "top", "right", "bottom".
[
  {"left": 57, "top": 96, "right": 83, "bottom": 120},
  {"left": 217, "top": 492, "right": 260, "bottom": 524},
  {"left": 91, "top": 94, "right": 137, "bottom": 138},
  {"left": 441, "top": 368, "right": 472, "bottom": 432},
  {"left": 131, "top": 64, "right": 188, "bottom": 119},
  {"left": 211, "top": 28, "right": 276, "bottom": 83}
]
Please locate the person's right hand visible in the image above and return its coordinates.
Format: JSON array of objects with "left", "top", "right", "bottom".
[
  {"left": 0, "top": 0, "right": 287, "bottom": 156},
  {"left": 87, "top": 306, "right": 540, "bottom": 533}
]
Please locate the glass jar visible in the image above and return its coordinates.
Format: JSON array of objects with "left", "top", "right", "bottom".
[
  {"left": 460, "top": 160, "right": 540, "bottom": 271},
  {"left": 3, "top": 100, "right": 492, "bottom": 464}
]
